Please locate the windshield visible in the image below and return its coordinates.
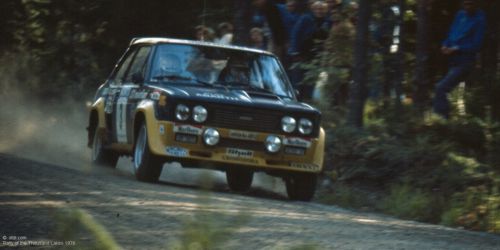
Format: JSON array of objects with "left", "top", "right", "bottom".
[{"left": 149, "top": 44, "right": 295, "bottom": 98}]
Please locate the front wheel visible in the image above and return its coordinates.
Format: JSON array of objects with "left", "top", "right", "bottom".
[
  {"left": 91, "top": 127, "right": 119, "bottom": 168},
  {"left": 133, "top": 123, "right": 163, "bottom": 182},
  {"left": 285, "top": 173, "right": 317, "bottom": 201},
  {"left": 226, "top": 169, "right": 254, "bottom": 192}
]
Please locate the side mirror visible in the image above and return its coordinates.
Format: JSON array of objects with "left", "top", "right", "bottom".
[{"left": 131, "top": 72, "right": 144, "bottom": 84}]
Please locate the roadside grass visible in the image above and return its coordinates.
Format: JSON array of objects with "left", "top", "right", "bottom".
[
  {"left": 379, "top": 184, "right": 436, "bottom": 222},
  {"left": 53, "top": 208, "right": 120, "bottom": 250},
  {"left": 319, "top": 102, "right": 500, "bottom": 233},
  {"left": 167, "top": 191, "right": 251, "bottom": 250}
]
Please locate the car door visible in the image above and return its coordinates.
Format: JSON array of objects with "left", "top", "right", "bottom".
[
  {"left": 105, "top": 47, "right": 137, "bottom": 144},
  {"left": 114, "top": 46, "right": 153, "bottom": 145}
]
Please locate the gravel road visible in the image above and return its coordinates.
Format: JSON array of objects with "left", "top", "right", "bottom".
[
  {"left": 1, "top": 98, "right": 500, "bottom": 249},
  {"left": 1, "top": 153, "right": 500, "bottom": 250}
]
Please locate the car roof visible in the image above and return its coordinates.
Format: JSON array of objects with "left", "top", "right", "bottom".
[{"left": 130, "top": 37, "right": 274, "bottom": 56}]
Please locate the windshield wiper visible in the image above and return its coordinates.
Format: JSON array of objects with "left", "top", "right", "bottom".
[{"left": 153, "top": 74, "right": 213, "bottom": 87}]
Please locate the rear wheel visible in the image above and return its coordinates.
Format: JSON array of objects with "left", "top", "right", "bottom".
[
  {"left": 133, "top": 123, "right": 163, "bottom": 182},
  {"left": 91, "top": 127, "right": 118, "bottom": 168},
  {"left": 226, "top": 169, "right": 254, "bottom": 192},
  {"left": 285, "top": 173, "right": 317, "bottom": 201}
]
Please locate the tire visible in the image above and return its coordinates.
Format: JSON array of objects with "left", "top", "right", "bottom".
[
  {"left": 91, "top": 127, "right": 119, "bottom": 168},
  {"left": 226, "top": 169, "right": 254, "bottom": 192},
  {"left": 133, "top": 123, "right": 163, "bottom": 182},
  {"left": 285, "top": 173, "right": 317, "bottom": 201}
]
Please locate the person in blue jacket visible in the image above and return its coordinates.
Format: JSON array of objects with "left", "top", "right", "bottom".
[
  {"left": 288, "top": 1, "right": 331, "bottom": 100},
  {"left": 288, "top": 1, "right": 331, "bottom": 60},
  {"left": 276, "top": 0, "right": 301, "bottom": 42},
  {"left": 433, "top": 0, "right": 486, "bottom": 118}
]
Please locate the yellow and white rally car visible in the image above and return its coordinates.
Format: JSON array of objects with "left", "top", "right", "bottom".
[{"left": 87, "top": 38, "right": 325, "bottom": 201}]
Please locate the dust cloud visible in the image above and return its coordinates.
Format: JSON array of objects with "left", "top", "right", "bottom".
[{"left": 0, "top": 90, "right": 284, "bottom": 195}]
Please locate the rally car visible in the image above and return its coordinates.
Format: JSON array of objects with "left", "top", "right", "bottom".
[{"left": 87, "top": 37, "right": 325, "bottom": 201}]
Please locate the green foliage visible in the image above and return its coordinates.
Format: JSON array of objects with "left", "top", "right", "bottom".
[
  {"left": 321, "top": 102, "right": 500, "bottom": 232},
  {"left": 170, "top": 192, "right": 250, "bottom": 250},
  {"left": 0, "top": 0, "right": 233, "bottom": 99},
  {"left": 441, "top": 187, "right": 500, "bottom": 232},
  {"left": 54, "top": 208, "right": 120, "bottom": 250},
  {"left": 380, "top": 184, "right": 435, "bottom": 221}
]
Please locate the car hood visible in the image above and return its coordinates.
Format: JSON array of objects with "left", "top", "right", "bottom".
[{"left": 148, "top": 84, "right": 320, "bottom": 114}]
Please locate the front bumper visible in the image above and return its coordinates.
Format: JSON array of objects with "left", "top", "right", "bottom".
[{"left": 146, "top": 120, "right": 325, "bottom": 173}]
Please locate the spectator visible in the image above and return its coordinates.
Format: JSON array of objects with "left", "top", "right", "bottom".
[
  {"left": 289, "top": 1, "right": 331, "bottom": 59},
  {"left": 252, "top": 0, "right": 288, "bottom": 59},
  {"left": 322, "top": 6, "right": 356, "bottom": 106},
  {"left": 276, "top": 0, "right": 301, "bottom": 42},
  {"left": 326, "top": 0, "right": 341, "bottom": 12},
  {"left": 288, "top": 1, "right": 331, "bottom": 100},
  {"left": 215, "top": 22, "right": 234, "bottom": 45},
  {"left": 195, "top": 25, "right": 215, "bottom": 42},
  {"left": 433, "top": 0, "right": 486, "bottom": 119},
  {"left": 249, "top": 27, "right": 268, "bottom": 50},
  {"left": 326, "top": 0, "right": 342, "bottom": 25}
]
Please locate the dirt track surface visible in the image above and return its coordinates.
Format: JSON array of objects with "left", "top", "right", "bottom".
[
  {"left": 1, "top": 154, "right": 500, "bottom": 250},
  {"left": 1, "top": 98, "right": 500, "bottom": 249}
]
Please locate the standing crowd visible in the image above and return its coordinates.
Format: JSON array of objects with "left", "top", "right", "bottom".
[
  {"left": 193, "top": 0, "right": 354, "bottom": 100},
  {"left": 193, "top": 0, "right": 487, "bottom": 119}
]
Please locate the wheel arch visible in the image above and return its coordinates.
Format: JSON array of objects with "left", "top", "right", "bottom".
[
  {"left": 87, "top": 97, "right": 106, "bottom": 148},
  {"left": 133, "top": 100, "right": 158, "bottom": 152}
]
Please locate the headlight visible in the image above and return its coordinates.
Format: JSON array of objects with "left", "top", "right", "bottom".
[
  {"left": 265, "top": 135, "right": 282, "bottom": 153},
  {"left": 281, "top": 116, "right": 296, "bottom": 133},
  {"left": 175, "top": 104, "right": 190, "bottom": 121},
  {"left": 298, "top": 118, "right": 313, "bottom": 135},
  {"left": 203, "top": 128, "right": 220, "bottom": 146},
  {"left": 193, "top": 105, "right": 208, "bottom": 123}
]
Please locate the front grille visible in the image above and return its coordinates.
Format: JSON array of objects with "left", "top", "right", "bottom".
[{"left": 209, "top": 107, "right": 281, "bottom": 134}]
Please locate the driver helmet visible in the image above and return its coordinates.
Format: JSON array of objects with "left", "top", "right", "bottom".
[{"left": 158, "top": 53, "right": 182, "bottom": 74}]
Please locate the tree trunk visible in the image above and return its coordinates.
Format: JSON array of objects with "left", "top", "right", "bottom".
[
  {"left": 233, "top": 0, "right": 251, "bottom": 46},
  {"left": 414, "top": 0, "right": 430, "bottom": 110},
  {"left": 346, "top": 0, "right": 372, "bottom": 128},
  {"left": 486, "top": 0, "right": 500, "bottom": 120}
]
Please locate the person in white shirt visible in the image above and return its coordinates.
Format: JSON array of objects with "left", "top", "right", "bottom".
[{"left": 215, "top": 22, "right": 234, "bottom": 45}]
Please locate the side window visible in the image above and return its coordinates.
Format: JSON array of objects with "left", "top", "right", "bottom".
[
  {"left": 113, "top": 48, "right": 137, "bottom": 86},
  {"left": 124, "top": 46, "right": 152, "bottom": 83}
]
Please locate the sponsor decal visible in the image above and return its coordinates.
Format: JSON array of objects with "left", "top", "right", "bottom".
[
  {"left": 222, "top": 156, "right": 259, "bottom": 164},
  {"left": 165, "top": 146, "right": 189, "bottom": 157},
  {"left": 150, "top": 92, "right": 161, "bottom": 100},
  {"left": 195, "top": 92, "right": 239, "bottom": 101},
  {"left": 129, "top": 90, "right": 148, "bottom": 99},
  {"left": 239, "top": 116, "right": 253, "bottom": 121},
  {"left": 229, "top": 130, "right": 258, "bottom": 141},
  {"left": 159, "top": 125, "right": 165, "bottom": 135},
  {"left": 226, "top": 148, "right": 254, "bottom": 158},
  {"left": 283, "top": 137, "right": 312, "bottom": 148},
  {"left": 116, "top": 97, "right": 128, "bottom": 143},
  {"left": 290, "top": 163, "right": 320, "bottom": 171},
  {"left": 284, "top": 146, "right": 306, "bottom": 155},
  {"left": 174, "top": 124, "right": 202, "bottom": 135}
]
